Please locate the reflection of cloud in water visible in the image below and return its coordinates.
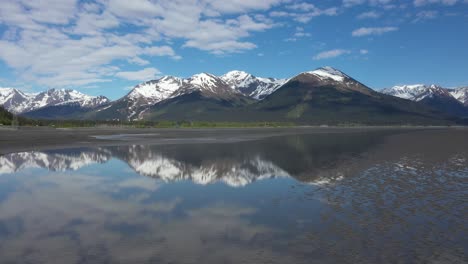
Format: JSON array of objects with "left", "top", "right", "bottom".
[
  {"left": 0, "top": 171, "right": 304, "bottom": 263},
  {"left": 0, "top": 129, "right": 468, "bottom": 263}
]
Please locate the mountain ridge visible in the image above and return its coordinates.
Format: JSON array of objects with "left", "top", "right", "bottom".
[
  {"left": 0, "top": 88, "right": 110, "bottom": 115},
  {"left": 382, "top": 84, "right": 468, "bottom": 117},
  {"left": 2, "top": 67, "right": 467, "bottom": 123}
]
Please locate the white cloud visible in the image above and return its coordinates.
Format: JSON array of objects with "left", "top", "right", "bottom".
[
  {"left": 414, "top": 0, "right": 459, "bottom": 6},
  {"left": 352, "top": 26, "right": 398, "bottom": 36},
  {"left": 313, "top": 49, "right": 351, "bottom": 60},
  {"left": 270, "top": 5, "right": 338, "bottom": 24},
  {"left": 204, "top": 0, "right": 284, "bottom": 13},
  {"left": 360, "top": 49, "right": 369, "bottom": 54},
  {"left": 414, "top": 10, "right": 439, "bottom": 21},
  {"left": 357, "top": 11, "right": 381, "bottom": 19},
  {"left": 286, "top": 2, "right": 317, "bottom": 11},
  {"left": 343, "top": 0, "right": 394, "bottom": 7},
  {"left": 128, "top": 57, "right": 150, "bottom": 66},
  {"left": 343, "top": 0, "right": 367, "bottom": 7},
  {"left": 115, "top": 68, "right": 161, "bottom": 81},
  {"left": 141, "top": 46, "right": 181, "bottom": 59},
  {"left": 0, "top": 0, "right": 296, "bottom": 88}
]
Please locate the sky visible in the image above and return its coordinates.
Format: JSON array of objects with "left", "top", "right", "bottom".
[{"left": 0, "top": 0, "right": 467, "bottom": 100}]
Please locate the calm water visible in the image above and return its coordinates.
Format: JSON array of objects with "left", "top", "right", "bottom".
[{"left": 0, "top": 129, "right": 467, "bottom": 264}]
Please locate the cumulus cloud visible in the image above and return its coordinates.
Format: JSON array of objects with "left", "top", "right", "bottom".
[
  {"left": 0, "top": 0, "right": 294, "bottom": 88},
  {"left": 0, "top": 0, "right": 459, "bottom": 90},
  {"left": 313, "top": 49, "right": 351, "bottom": 60},
  {"left": 352, "top": 26, "right": 398, "bottom": 36},
  {"left": 115, "top": 67, "right": 161, "bottom": 81}
]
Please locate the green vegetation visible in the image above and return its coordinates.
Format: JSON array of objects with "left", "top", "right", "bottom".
[
  {"left": 0, "top": 106, "right": 13, "bottom": 125},
  {"left": 4, "top": 118, "right": 296, "bottom": 128}
]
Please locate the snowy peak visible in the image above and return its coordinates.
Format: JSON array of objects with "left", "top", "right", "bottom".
[
  {"left": 36, "top": 89, "right": 110, "bottom": 108},
  {"left": 0, "top": 88, "right": 109, "bottom": 114},
  {"left": 382, "top": 84, "right": 454, "bottom": 102},
  {"left": 0, "top": 88, "right": 35, "bottom": 113},
  {"left": 123, "top": 76, "right": 184, "bottom": 120},
  {"left": 450, "top": 87, "right": 468, "bottom": 106},
  {"left": 186, "top": 73, "right": 226, "bottom": 91},
  {"left": 30, "top": 89, "right": 110, "bottom": 110},
  {"left": 306, "top": 66, "right": 350, "bottom": 83},
  {"left": 128, "top": 76, "right": 183, "bottom": 102},
  {"left": 382, "top": 84, "right": 468, "bottom": 117},
  {"left": 173, "top": 73, "right": 238, "bottom": 98},
  {"left": 221, "top": 70, "right": 253, "bottom": 86},
  {"left": 221, "top": 70, "right": 286, "bottom": 100}
]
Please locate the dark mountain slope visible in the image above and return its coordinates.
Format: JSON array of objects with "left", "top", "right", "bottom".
[
  {"left": 253, "top": 70, "right": 453, "bottom": 125},
  {"left": 144, "top": 90, "right": 254, "bottom": 121}
]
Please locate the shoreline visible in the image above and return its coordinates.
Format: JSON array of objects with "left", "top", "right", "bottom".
[{"left": 1, "top": 126, "right": 466, "bottom": 155}]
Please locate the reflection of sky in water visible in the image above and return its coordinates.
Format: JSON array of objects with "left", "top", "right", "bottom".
[{"left": 0, "top": 129, "right": 467, "bottom": 263}]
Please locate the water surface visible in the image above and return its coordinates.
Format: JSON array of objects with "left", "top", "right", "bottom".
[{"left": 0, "top": 129, "right": 467, "bottom": 263}]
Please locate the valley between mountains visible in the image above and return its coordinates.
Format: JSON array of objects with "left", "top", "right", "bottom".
[{"left": 1, "top": 67, "right": 467, "bottom": 125}]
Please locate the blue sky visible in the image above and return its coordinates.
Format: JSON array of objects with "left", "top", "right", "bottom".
[{"left": 0, "top": 0, "right": 467, "bottom": 100}]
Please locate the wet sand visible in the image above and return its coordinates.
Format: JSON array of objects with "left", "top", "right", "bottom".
[{"left": 0, "top": 126, "right": 464, "bottom": 155}]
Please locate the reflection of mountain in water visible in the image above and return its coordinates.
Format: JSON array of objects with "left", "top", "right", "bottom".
[
  {"left": 0, "top": 131, "right": 397, "bottom": 186},
  {"left": 3, "top": 130, "right": 466, "bottom": 187},
  {"left": 0, "top": 148, "right": 112, "bottom": 174}
]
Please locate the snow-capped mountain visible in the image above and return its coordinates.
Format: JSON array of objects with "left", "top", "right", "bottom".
[
  {"left": 450, "top": 87, "right": 468, "bottom": 106},
  {"left": 127, "top": 76, "right": 183, "bottom": 103},
  {"left": 114, "top": 71, "right": 285, "bottom": 120},
  {"left": 306, "top": 66, "right": 352, "bottom": 83},
  {"left": 104, "top": 73, "right": 243, "bottom": 120},
  {"left": 221, "top": 70, "right": 286, "bottom": 100},
  {"left": 382, "top": 84, "right": 468, "bottom": 117},
  {"left": 0, "top": 88, "right": 109, "bottom": 114},
  {"left": 3, "top": 67, "right": 466, "bottom": 122},
  {"left": 171, "top": 73, "right": 239, "bottom": 99},
  {"left": 381, "top": 84, "right": 453, "bottom": 101},
  {"left": 290, "top": 66, "right": 375, "bottom": 95},
  {"left": 122, "top": 76, "right": 183, "bottom": 119},
  {"left": 0, "top": 88, "right": 37, "bottom": 114}
]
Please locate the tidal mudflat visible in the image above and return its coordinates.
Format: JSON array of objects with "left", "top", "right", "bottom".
[{"left": 0, "top": 128, "right": 466, "bottom": 263}]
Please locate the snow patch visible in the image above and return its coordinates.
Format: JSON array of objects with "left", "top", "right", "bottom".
[{"left": 307, "top": 66, "right": 349, "bottom": 82}]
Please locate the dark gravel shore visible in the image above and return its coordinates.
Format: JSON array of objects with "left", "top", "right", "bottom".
[{"left": 0, "top": 126, "right": 463, "bottom": 155}]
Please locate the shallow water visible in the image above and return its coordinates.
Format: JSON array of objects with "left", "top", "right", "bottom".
[{"left": 0, "top": 129, "right": 467, "bottom": 263}]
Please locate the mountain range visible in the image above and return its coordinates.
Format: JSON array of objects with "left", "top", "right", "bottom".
[
  {"left": 1, "top": 67, "right": 467, "bottom": 125},
  {"left": 381, "top": 84, "right": 468, "bottom": 117},
  {"left": 0, "top": 88, "right": 109, "bottom": 118}
]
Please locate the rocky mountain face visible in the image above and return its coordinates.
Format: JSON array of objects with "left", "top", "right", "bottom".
[
  {"left": 382, "top": 84, "right": 468, "bottom": 117},
  {"left": 0, "top": 88, "right": 110, "bottom": 115}
]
